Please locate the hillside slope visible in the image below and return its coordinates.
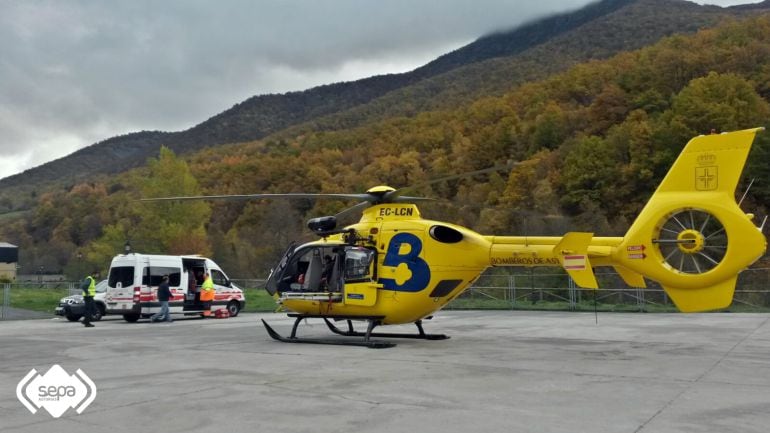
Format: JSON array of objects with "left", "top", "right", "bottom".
[
  {"left": 5, "top": 0, "right": 767, "bottom": 198},
  {"left": 6, "top": 11, "right": 770, "bottom": 277}
]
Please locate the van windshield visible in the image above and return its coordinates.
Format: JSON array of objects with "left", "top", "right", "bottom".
[{"left": 109, "top": 266, "right": 134, "bottom": 288}]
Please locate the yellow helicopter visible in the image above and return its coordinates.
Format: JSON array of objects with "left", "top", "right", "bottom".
[{"left": 146, "top": 128, "right": 767, "bottom": 348}]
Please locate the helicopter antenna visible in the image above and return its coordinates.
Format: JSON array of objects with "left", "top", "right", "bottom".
[{"left": 738, "top": 178, "right": 755, "bottom": 206}]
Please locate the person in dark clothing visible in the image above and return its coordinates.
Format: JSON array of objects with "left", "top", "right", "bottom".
[
  {"left": 151, "top": 275, "right": 173, "bottom": 323},
  {"left": 81, "top": 270, "right": 100, "bottom": 327},
  {"left": 320, "top": 255, "right": 335, "bottom": 288},
  {"left": 187, "top": 268, "right": 197, "bottom": 296}
]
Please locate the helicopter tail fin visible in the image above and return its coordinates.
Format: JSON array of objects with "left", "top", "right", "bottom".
[
  {"left": 615, "top": 128, "right": 766, "bottom": 312},
  {"left": 612, "top": 265, "right": 646, "bottom": 288},
  {"left": 554, "top": 232, "right": 598, "bottom": 289}
]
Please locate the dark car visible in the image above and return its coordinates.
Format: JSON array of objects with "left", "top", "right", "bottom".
[{"left": 55, "top": 279, "right": 108, "bottom": 322}]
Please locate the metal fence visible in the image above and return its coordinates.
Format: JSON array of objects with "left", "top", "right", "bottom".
[
  {"left": 445, "top": 267, "right": 770, "bottom": 312},
  {"left": 0, "top": 281, "right": 76, "bottom": 320},
  {"left": 3, "top": 269, "right": 770, "bottom": 320}
]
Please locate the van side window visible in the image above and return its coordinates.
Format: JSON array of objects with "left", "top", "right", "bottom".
[
  {"left": 141, "top": 266, "right": 181, "bottom": 286},
  {"left": 109, "top": 266, "right": 134, "bottom": 288},
  {"left": 211, "top": 269, "right": 228, "bottom": 286}
]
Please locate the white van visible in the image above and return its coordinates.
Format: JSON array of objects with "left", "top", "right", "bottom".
[{"left": 104, "top": 253, "right": 246, "bottom": 322}]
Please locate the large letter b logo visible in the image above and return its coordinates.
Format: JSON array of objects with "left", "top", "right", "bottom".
[{"left": 381, "top": 232, "right": 430, "bottom": 292}]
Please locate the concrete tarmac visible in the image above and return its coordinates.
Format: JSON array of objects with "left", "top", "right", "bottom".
[{"left": 1, "top": 310, "right": 769, "bottom": 433}]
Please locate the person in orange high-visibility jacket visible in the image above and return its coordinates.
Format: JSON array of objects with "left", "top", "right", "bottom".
[{"left": 200, "top": 272, "right": 215, "bottom": 317}]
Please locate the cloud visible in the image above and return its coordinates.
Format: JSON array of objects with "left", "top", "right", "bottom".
[{"left": 0, "top": 0, "right": 754, "bottom": 179}]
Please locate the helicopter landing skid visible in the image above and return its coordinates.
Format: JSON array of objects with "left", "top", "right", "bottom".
[
  {"left": 260, "top": 317, "right": 396, "bottom": 349},
  {"left": 323, "top": 318, "right": 449, "bottom": 341}
]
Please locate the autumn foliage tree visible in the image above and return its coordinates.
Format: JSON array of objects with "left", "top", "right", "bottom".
[{"left": 87, "top": 147, "right": 212, "bottom": 268}]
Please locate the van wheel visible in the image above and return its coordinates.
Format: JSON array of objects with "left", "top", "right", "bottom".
[
  {"left": 123, "top": 313, "right": 140, "bottom": 322},
  {"left": 66, "top": 315, "right": 82, "bottom": 322},
  {"left": 227, "top": 301, "right": 240, "bottom": 317}
]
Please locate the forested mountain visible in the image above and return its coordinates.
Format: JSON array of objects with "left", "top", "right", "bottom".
[
  {"left": 4, "top": 11, "right": 770, "bottom": 278},
  {"left": 293, "top": 0, "right": 766, "bottom": 133},
  {"left": 3, "top": 0, "right": 768, "bottom": 207}
]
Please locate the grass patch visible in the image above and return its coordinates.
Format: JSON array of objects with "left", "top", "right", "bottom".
[
  {"left": 8, "top": 287, "right": 70, "bottom": 313},
  {"left": 242, "top": 287, "right": 280, "bottom": 312},
  {"left": 0, "top": 209, "right": 30, "bottom": 221}
]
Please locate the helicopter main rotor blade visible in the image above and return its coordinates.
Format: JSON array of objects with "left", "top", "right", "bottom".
[
  {"left": 334, "top": 201, "right": 372, "bottom": 221},
  {"left": 140, "top": 193, "right": 373, "bottom": 202},
  {"left": 140, "top": 161, "right": 517, "bottom": 222},
  {"left": 384, "top": 161, "right": 519, "bottom": 202},
  {"left": 392, "top": 196, "right": 437, "bottom": 203}
]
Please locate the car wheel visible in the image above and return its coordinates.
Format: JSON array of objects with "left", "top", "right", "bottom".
[
  {"left": 123, "top": 313, "right": 140, "bottom": 322},
  {"left": 227, "top": 300, "right": 240, "bottom": 317},
  {"left": 66, "top": 315, "right": 82, "bottom": 322},
  {"left": 92, "top": 305, "right": 104, "bottom": 321}
]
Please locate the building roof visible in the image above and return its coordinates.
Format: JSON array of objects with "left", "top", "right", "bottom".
[{"left": 0, "top": 242, "right": 18, "bottom": 248}]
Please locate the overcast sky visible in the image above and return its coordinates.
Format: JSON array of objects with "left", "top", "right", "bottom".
[{"left": 0, "top": 0, "right": 759, "bottom": 180}]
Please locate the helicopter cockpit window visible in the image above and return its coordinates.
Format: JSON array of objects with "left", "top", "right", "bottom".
[
  {"left": 274, "top": 245, "right": 374, "bottom": 294},
  {"left": 343, "top": 247, "right": 374, "bottom": 282},
  {"left": 277, "top": 246, "right": 340, "bottom": 293}
]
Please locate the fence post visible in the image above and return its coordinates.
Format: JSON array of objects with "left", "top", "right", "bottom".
[
  {"left": 509, "top": 275, "right": 515, "bottom": 310},
  {"left": 1, "top": 283, "right": 9, "bottom": 320}
]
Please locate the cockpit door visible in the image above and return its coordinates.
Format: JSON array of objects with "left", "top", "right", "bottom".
[{"left": 265, "top": 242, "right": 297, "bottom": 296}]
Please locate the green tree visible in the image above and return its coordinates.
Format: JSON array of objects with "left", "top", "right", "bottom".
[
  {"left": 530, "top": 102, "right": 567, "bottom": 152},
  {"left": 559, "top": 135, "right": 623, "bottom": 215},
  {"left": 669, "top": 72, "right": 770, "bottom": 136},
  {"left": 89, "top": 147, "right": 212, "bottom": 265}
]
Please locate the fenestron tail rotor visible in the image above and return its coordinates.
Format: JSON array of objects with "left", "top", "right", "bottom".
[{"left": 653, "top": 209, "right": 728, "bottom": 274}]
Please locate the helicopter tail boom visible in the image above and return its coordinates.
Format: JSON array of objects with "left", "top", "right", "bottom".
[
  {"left": 614, "top": 128, "right": 766, "bottom": 312},
  {"left": 487, "top": 129, "right": 765, "bottom": 312}
]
